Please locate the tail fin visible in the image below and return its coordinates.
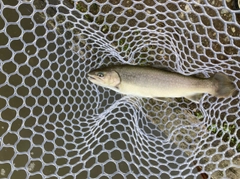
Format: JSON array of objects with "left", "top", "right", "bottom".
[{"left": 212, "top": 73, "right": 235, "bottom": 98}]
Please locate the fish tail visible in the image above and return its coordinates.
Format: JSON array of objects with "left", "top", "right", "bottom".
[{"left": 212, "top": 73, "right": 235, "bottom": 98}]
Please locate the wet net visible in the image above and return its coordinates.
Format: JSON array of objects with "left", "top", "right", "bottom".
[{"left": 0, "top": 0, "right": 240, "bottom": 178}]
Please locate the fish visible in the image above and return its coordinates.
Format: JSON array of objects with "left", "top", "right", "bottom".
[{"left": 87, "top": 65, "right": 235, "bottom": 103}]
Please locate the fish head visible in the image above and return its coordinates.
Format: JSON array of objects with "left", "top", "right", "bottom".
[{"left": 87, "top": 68, "right": 121, "bottom": 89}]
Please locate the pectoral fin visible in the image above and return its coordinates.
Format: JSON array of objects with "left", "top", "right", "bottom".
[
  {"left": 185, "top": 94, "right": 203, "bottom": 103},
  {"left": 153, "top": 97, "right": 168, "bottom": 103}
]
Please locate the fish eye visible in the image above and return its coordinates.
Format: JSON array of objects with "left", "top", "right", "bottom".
[{"left": 97, "top": 72, "right": 104, "bottom": 77}]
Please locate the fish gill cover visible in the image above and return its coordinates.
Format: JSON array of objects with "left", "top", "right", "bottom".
[{"left": 0, "top": 0, "right": 239, "bottom": 179}]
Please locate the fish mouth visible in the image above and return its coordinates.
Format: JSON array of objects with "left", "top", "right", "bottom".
[
  {"left": 87, "top": 74, "right": 99, "bottom": 83},
  {"left": 87, "top": 74, "right": 96, "bottom": 80}
]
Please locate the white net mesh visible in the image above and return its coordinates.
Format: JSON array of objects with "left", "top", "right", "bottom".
[{"left": 0, "top": 0, "right": 240, "bottom": 178}]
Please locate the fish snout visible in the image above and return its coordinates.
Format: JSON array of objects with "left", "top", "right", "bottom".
[{"left": 87, "top": 73, "right": 95, "bottom": 81}]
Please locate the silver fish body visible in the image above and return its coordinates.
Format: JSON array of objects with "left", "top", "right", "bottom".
[{"left": 88, "top": 65, "right": 235, "bottom": 102}]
